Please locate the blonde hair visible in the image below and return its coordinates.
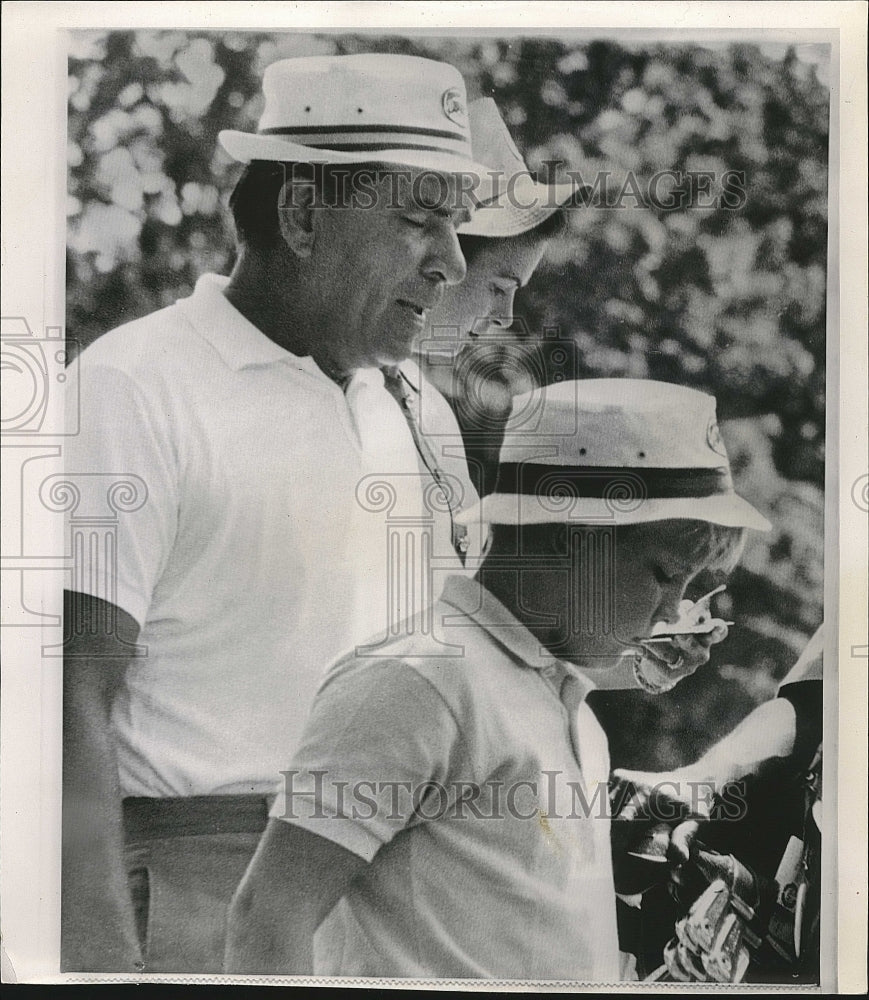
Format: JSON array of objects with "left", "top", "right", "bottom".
[
  {"left": 670, "top": 519, "right": 747, "bottom": 575},
  {"left": 485, "top": 518, "right": 746, "bottom": 575}
]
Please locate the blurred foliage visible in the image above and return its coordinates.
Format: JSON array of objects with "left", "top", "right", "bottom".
[{"left": 67, "top": 30, "right": 828, "bottom": 768}]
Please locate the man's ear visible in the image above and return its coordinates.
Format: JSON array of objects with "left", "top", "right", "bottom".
[{"left": 277, "top": 179, "right": 316, "bottom": 258}]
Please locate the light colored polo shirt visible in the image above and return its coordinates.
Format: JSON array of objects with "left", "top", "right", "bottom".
[
  {"left": 272, "top": 574, "right": 621, "bottom": 982},
  {"left": 64, "top": 274, "right": 481, "bottom": 797}
]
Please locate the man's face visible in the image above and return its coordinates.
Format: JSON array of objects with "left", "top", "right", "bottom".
[
  {"left": 426, "top": 235, "right": 548, "bottom": 353},
  {"left": 307, "top": 169, "right": 470, "bottom": 369}
]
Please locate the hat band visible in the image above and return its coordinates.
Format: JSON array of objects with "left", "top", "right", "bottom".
[
  {"left": 494, "top": 464, "right": 733, "bottom": 500},
  {"left": 260, "top": 124, "right": 471, "bottom": 157},
  {"left": 261, "top": 123, "right": 469, "bottom": 141}
]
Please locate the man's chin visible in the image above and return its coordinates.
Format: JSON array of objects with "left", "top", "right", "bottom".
[{"left": 374, "top": 332, "right": 419, "bottom": 368}]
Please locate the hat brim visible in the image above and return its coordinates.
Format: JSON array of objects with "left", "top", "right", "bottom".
[
  {"left": 459, "top": 180, "right": 582, "bottom": 238},
  {"left": 455, "top": 492, "right": 772, "bottom": 531},
  {"left": 218, "top": 129, "right": 494, "bottom": 181}
]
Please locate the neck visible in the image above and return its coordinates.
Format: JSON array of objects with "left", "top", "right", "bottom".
[
  {"left": 223, "top": 248, "right": 360, "bottom": 383},
  {"left": 479, "top": 563, "right": 634, "bottom": 684},
  {"left": 478, "top": 569, "right": 577, "bottom": 663}
]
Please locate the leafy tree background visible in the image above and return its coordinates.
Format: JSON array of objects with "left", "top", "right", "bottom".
[{"left": 67, "top": 30, "right": 828, "bottom": 769}]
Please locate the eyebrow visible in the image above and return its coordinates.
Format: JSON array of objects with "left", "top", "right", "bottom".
[
  {"left": 436, "top": 205, "right": 471, "bottom": 227},
  {"left": 404, "top": 203, "right": 471, "bottom": 228}
]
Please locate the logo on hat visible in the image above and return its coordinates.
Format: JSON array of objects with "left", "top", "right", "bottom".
[
  {"left": 706, "top": 418, "right": 727, "bottom": 457},
  {"left": 454, "top": 379, "right": 771, "bottom": 533},
  {"left": 441, "top": 88, "right": 467, "bottom": 126}
]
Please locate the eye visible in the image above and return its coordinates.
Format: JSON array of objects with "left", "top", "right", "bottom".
[{"left": 403, "top": 214, "right": 427, "bottom": 229}]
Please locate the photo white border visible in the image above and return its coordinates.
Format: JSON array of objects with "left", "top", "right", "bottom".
[{"left": 2, "top": 2, "right": 866, "bottom": 991}]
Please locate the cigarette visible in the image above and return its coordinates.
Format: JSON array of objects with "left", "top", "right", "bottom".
[
  {"left": 641, "top": 622, "right": 734, "bottom": 643},
  {"left": 642, "top": 585, "right": 732, "bottom": 641}
]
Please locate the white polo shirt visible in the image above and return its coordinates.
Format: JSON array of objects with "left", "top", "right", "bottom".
[
  {"left": 273, "top": 574, "right": 621, "bottom": 982},
  {"left": 64, "top": 274, "right": 481, "bottom": 797}
]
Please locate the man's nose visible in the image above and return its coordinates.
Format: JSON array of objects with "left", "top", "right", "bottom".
[
  {"left": 422, "top": 224, "right": 467, "bottom": 286},
  {"left": 486, "top": 313, "right": 512, "bottom": 332},
  {"left": 488, "top": 290, "right": 517, "bottom": 330}
]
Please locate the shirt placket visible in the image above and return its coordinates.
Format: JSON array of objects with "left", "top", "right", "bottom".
[
  {"left": 545, "top": 667, "right": 593, "bottom": 800},
  {"left": 381, "top": 367, "right": 471, "bottom": 565},
  {"left": 339, "top": 372, "right": 378, "bottom": 453}
]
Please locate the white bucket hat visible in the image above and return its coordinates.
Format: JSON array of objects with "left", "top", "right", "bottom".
[
  {"left": 218, "top": 53, "right": 493, "bottom": 179},
  {"left": 455, "top": 379, "right": 771, "bottom": 530},
  {"left": 459, "top": 97, "right": 583, "bottom": 237}
]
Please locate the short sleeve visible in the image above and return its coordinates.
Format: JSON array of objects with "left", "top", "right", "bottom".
[
  {"left": 778, "top": 625, "right": 824, "bottom": 689},
  {"left": 63, "top": 358, "right": 179, "bottom": 627},
  {"left": 777, "top": 625, "right": 823, "bottom": 771},
  {"left": 269, "top": 659, "right": 460, "bottom": 862}
]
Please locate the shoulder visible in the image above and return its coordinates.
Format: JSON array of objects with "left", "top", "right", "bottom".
[
  {"left": 318, "top": 606, "right": 517, "bottom": 720},
  {"left": 298, "top": 646, "right": 464, "bottom": 768},
  {"left": 74, "top": 299, "right": 206, "bottom": 381}
]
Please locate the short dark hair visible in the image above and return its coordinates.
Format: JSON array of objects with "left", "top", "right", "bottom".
[
  {"left": 229, "top": 160, "right": 290, "bottom": 249},
  {"left": 458, "top": 205, "right": 570, "bottom": 266},
  {"left": 228, "top": 160, "right": 387, "bottom": 249}
]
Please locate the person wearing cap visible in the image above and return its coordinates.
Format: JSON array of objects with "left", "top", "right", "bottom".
[
  {"left": 61, "top": 53, "right": 496, "bottom": 973},
  {"left": 407, "top": 97, "right": 581, "bottom": 498},
  {"left": 224, "top": 379, "right": 770, "bottom": 979},
  {"left": 386, "top": 95, "right": 578, "bottom": 587}
]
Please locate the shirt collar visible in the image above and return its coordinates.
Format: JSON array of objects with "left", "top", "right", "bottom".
[
  {"left": 438, "top": 574, "right": 597, "bottom": 700},
  {"left": 178, "top": 273, "right": 325, "bottom": 375},
  {"left": 398, "top": 357, "right": 423, "bottom": 393}
]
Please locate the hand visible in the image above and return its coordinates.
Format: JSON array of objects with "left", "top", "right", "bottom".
[
  {"left": 609, "top": 766, "right": 719, "bottom": 899},
  {"left": 636, "top": 604, "right": 729, "bottom": 691},
  {"left": 668, "top": 817, "right": 704, "bottom": 867}
]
